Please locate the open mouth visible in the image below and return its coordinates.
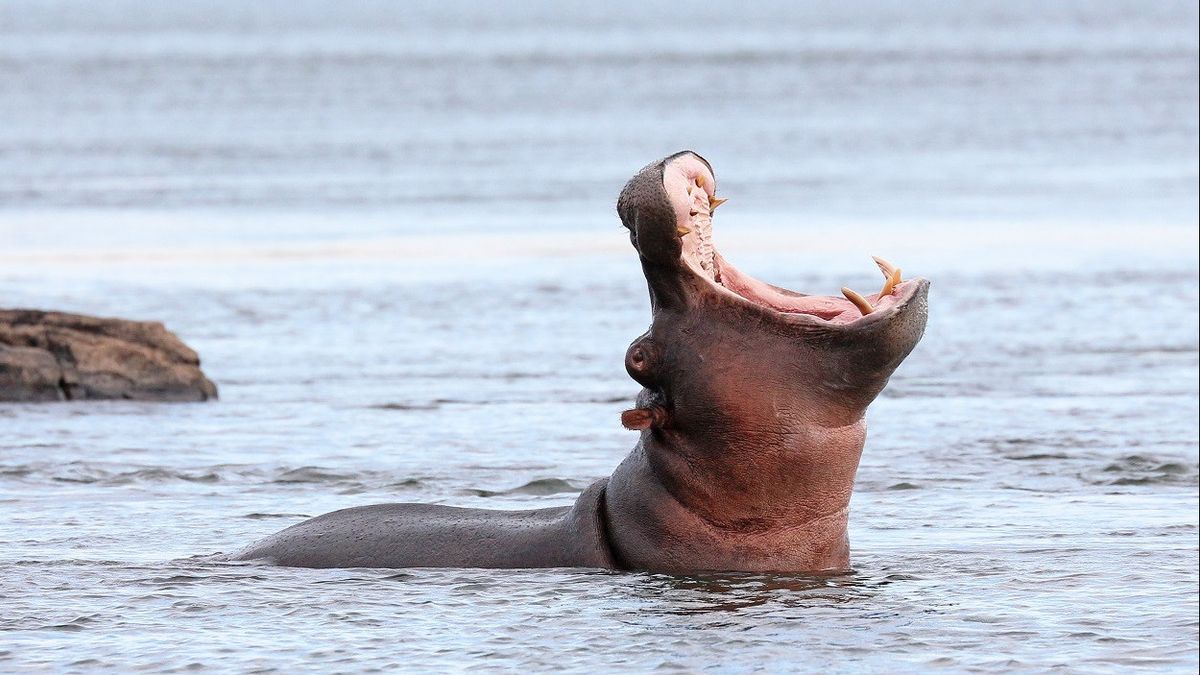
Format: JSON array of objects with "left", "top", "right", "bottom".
[{"left": 663, "top": 156, "right": 918, "bottom": 326}]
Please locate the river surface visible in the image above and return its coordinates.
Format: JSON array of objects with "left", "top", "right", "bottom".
[{"left": 1, "top": 1, "right": 1198, "bottom": 672}]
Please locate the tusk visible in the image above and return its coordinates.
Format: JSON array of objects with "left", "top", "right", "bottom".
[
  {"left": 841, "top": 287, "right": 874, "bottom": 315},
  {"left": 676, "top": 225, "right": 691, "bottom": 237},
  {"left": 879, "top": 267, "right": 902, "bottom": 297},
  {"left": 709, "top": 196, "right": 727, "bottom": 211},
  {"left": 871, "top": 255, "right": 897, "bottom": 279}
]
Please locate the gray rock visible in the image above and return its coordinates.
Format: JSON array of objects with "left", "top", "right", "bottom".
[{"left": 0, "top": 309, "right": 217, "bottom": 402}]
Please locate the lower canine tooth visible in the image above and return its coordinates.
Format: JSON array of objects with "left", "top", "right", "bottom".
[
  {"left": 709, "top": 197, "right": 727, "bottom": 211},
  {"left": 879, "top": 267, "right": 902, "bottom": 297},
  {"left": 841, "top": 287, "right": 874, "bottom": 315},
  {"left": 676, "top": 225, "right": 691, "bottom": 237},
  {"left": 872, "top": 255, "right": 898, "bottom": 279}
]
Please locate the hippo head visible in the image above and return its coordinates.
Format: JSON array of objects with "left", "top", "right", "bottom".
[{"left": 617, "top": 151, "right": 929, "bottom": 432}]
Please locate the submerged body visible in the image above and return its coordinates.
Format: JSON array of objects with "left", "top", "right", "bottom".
[
  {"left": 235, "top": 482, "right": 616, "bottom": 568},
  {"left": 232, "top": 151, "right": 929, "bottom": 572}
]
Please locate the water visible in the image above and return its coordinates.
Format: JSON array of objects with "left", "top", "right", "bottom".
[{"left": 1, "top": 1, "right": 1198, "bottom": 671}]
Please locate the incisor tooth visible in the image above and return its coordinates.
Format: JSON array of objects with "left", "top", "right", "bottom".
[
  {"left": 709, "top": 197, "right": 727, "bottom": 211},
  {"left": 841, "top": 287, "right": 874, "bottom": 315},
  {"left": 879, "top": 267, "right": 902, "bottom": 297},
  {"left": 872, "top": 255, "right": 897, "bottom": 279},
  {"left": 676, "top": 225, "right": 691, "bottom": 237}
]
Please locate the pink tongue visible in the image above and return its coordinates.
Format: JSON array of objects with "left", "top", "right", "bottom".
[{"left": 715, "top": 255, "right": 861, "bottom": 323}]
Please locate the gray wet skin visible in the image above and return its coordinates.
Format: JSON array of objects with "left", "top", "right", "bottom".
[{"left": 231, "top": 151, "right": 929, "bottom": 572}]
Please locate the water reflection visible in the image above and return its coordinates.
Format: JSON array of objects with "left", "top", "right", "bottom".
[{"left": 636, "top": 570, "right": 876, "bottom": 615}]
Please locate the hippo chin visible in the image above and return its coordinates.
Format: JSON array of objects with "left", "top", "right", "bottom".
[{"left": 231, "top": 151, "right": 929, "bottom": 573}]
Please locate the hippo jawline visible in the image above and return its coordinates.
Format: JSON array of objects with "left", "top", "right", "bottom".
[{"left": 617, "top": 150, "right": 931, "bottom": 434}]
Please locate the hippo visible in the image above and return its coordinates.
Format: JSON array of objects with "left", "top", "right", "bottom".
[{"left": 231, "top": 151, "right": 929, "bottom": 573}]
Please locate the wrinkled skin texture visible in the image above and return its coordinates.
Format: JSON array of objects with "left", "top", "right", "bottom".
[
  {"left": 607, "top": 151, "right": 928, "bottom": 572},
  {"left": 231, "top": 151, "right": 928, "bottom": 572}
]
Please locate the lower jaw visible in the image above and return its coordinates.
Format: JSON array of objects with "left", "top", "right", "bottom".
[{"left": 688, "top": 252, "right": 911, "bottom": 326}]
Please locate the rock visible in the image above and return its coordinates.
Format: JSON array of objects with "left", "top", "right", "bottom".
[{"left": 0, "top": 309, "right": 217, "bottom": 402}]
